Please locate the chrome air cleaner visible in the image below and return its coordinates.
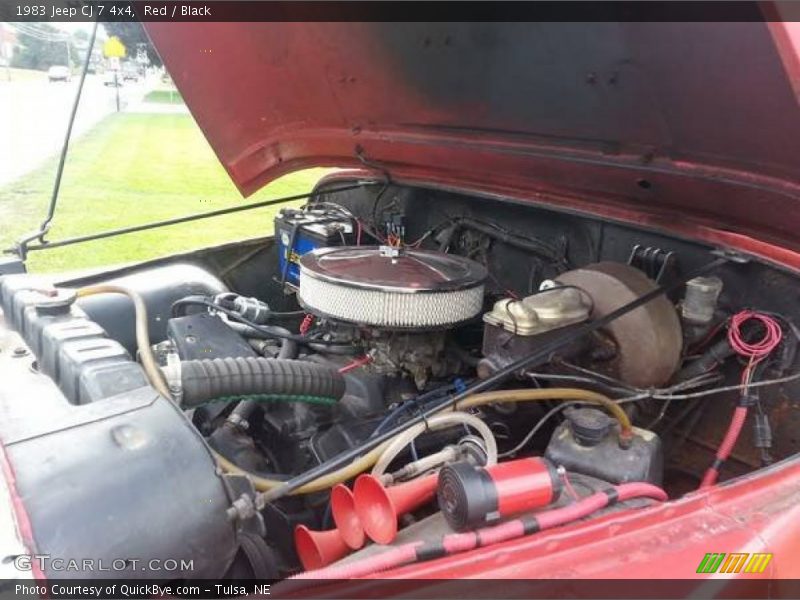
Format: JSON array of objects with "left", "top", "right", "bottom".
[{"left": 298, "top": 246, "right": 487, "bottom": 329}]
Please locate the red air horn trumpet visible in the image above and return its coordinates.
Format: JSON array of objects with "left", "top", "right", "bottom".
[
  {"left": 354, "top": 473, "right": 439, "bottom": 544},
  {"left": 293, "top": 525, "right": 350, "bottom": 571},
  {"left": 330, "top": 483, "right": 366, "bottom": 549}
]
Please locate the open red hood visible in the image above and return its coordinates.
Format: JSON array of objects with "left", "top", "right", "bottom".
[{"left": 144, "top": 22, "right": 800, "bottom": 252}]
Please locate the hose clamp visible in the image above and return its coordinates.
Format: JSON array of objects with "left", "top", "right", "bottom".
[
  {"left": 162, "top": 352, "right": 183, "bottom": 403},
  {"left": 458, "top": 435, "right": 489, "bottom": 466}
]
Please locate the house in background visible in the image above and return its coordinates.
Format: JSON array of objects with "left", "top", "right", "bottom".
[{"left": 0, "top": 23, "right": 19, "bottom": 68}]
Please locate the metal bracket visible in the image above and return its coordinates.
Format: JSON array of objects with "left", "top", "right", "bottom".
[
  {"left": 710, "top": 248, "right": 750, "bottom": 264},
  {"left": 223, "top": 473, "right": 267, "bottom": 538}
]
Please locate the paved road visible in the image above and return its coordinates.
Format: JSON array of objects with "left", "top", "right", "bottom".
[{"left": 0, "top": 75, "right": 151, "bottom": 187}]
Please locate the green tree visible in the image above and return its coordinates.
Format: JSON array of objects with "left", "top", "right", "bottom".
[
  {"left": 104, "top": 22, "right": 162, "bottom": 67},
  {"left": 11, "top": 24, "right": 72, "bottom": 70}
]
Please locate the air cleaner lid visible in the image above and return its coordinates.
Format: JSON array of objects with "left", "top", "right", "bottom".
[{"left": 299, "top": 246, "right": 487, "bottom": 293}]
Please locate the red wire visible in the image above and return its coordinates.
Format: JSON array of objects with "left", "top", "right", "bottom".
[
  {"left": 728, "top": 310, "right": 782, "bottom": 369},
  {"left": 289, "top": 483, "right": 667, "bottom": 579},
  {"left": 338, "top": 355, "right": 372, "bottom": 374},
  {"left": 299, "top": 314, "right": 314, "bottom": 335},
  {"left": 700, "top": 311, "right": 782, "bottom": 488},
  {"left": 560, "top": 469, "right": 580, "bottom": 502}
]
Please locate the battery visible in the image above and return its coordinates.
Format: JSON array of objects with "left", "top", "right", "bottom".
[{"left": 274, "top": 208, "right": 355, "bottom": 289}]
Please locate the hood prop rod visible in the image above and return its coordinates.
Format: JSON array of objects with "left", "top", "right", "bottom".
[
  {"left": 11, "top": 21, "right": 99, "bottom": 261},
  {"left": 7, "top": 182, "right": 377, "bottom": 257}
]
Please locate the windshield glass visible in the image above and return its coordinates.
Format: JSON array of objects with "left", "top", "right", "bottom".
[{"left": 0, "top": 21, "right": 324, "bottom": 273}]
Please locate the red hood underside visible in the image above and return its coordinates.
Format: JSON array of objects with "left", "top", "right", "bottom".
[{"left": 144, "top": 21, "right": 800, "bottom": 253}]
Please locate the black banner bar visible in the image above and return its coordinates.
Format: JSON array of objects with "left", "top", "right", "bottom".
[
  {"left": 3, "top": 1, "right": 800, "bottom": 23},
  {"left": 3, "top": 578, "right": 800, "bottom": 599}
]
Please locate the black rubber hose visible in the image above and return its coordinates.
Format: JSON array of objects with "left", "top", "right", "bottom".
[
  {"left": 229, "top": 328, "right": 300, "bottom": 422},
  {"left": 307, "top": 342, "right": 362, "bottom": 356},
  {"left": 180, "top": 357, "right": 345, "bottom": 408},
  {"left": 226, "top": 322, "right": 299, "bottom": 359},
  {"left": 677, "top": 338, "right": 734, "bottom": 381},
  {"left": 257, "top": 256, "right": 729, "bottom": 503},
  {"left": 171, "top": 297, "right": 344, "bottom": 346}
]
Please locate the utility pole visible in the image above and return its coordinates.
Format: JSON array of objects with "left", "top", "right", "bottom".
[
  {"left": 2, "top": 24, "right": 12, "bottom": 81},
  {"left": 103, "top": 37, "right": 127, "bottom": 113}
]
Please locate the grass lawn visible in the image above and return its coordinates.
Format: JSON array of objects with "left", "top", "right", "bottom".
[
  {"left": 144, "top": 89, "right": 184, "bottom": 104},
  {"left": 0, "top": 113, "right": 327, "bottom": 273}
]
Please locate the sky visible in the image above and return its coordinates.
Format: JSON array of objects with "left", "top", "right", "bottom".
[
  {"left": 53, "top": 22, "right": 108, "bottom": 40},
  {"left": 1, "top": 21, "right": 108, "bottom": 41}
]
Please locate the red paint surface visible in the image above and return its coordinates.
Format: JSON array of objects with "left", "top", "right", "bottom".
[
  {"left": 488, "top": 458, "right": 556, "bottom": 518},
  {"left": 144, "top": 22, "right": 800, "bottom": 254},
  {"left": 0, "top": 443, "right": 45, "bottom": 581},
  {"left": 116, "top": 20, "right": 800, "bottom": 581},
  {"left": 384, "top": 457, "right": 800, "bottom": 579}
]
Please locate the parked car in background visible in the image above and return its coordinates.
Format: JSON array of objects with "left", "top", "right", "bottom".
[
  {"left": 1, "top": 21, "right": 799, "bottom": 594},
  {"left": 47, "top": 65, "right": 70, "bottom": 82},
  {"left": 122, "top": 63, "right": 141, "bottom": 82}
]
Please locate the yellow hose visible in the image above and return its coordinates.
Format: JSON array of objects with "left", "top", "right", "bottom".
[
  {"left": 204, "top": 385, "right": 633, "bottom": 492},
  {"left": 76, "top": 285, "right": 172, "bottom": 398},
  {"left": 451, "top": 388, "right": 633, "bottom": 443},
  {"left": 75, "top": 285, "right": 632, "bottom": 495},
  {"left": 215, "top": 445, "right": 390, "bottom": 494}
]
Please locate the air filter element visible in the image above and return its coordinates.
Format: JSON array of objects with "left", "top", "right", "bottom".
[{"left": 298, "top": 246, "right": 487, "bottom": 329}]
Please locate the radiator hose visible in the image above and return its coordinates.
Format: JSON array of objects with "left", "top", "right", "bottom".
[
  {"left": 75, "top": 285, "right": 633, "bottom": 497},
  {"left": 179, "top": 357, "right": 346, "bottom": 408}
]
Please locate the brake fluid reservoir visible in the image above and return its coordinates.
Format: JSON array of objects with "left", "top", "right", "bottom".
[{"left": 478, "top": 285, "right": 591, "bottom": 378}]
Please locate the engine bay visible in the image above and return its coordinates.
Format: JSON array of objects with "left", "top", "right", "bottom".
[{"left": 1, "top": 180, "right": 799, "bottom": 581}]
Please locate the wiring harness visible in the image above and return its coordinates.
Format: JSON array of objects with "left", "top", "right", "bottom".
[{"left": 699, "top": 310, "right": 783, "bottom": 488}]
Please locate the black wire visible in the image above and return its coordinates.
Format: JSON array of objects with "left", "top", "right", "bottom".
[
  {"left": 371, "top": 184, "right": 391, "bottom": 235},
  {"left": 268, "top": 310, "right": 307, "bottom": 318},
  {"left": 524, "top": 284, "right": 595, "bottom": 315},
  {"left": 257, "top": 256, "right": 729, "bottom": 503},
  {"left": 307, "top": 342, "right": 362, "bottom": 356},
  {"left": 504, "top": 299, "right": 520, "bottom": 335},
  {"left": 527, "top": 263, "right": 543, "bottom": 294},
  {"left": 170, "top": 299, "right": 346, "bottom": 346},
  {"left": 457, "top": 217, "right": 570, "bottom": 270}
]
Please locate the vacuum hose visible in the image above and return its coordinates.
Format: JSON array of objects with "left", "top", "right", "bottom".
[
  {"left": 76, "top": 285, "right": 172, "bottom": 397},
  {"left": 75, "top": 285, "right": 633, "bottom": 497},
  {"left": 180, "top": 357, "right": 345, "bottom": 408}
]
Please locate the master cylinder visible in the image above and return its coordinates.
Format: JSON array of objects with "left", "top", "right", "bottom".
[{"left": 477, "top": 283, "right": 592, "bottom": 378}]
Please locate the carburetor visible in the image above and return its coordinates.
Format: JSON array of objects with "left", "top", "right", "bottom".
[{"left": 298, "top": 245, "right": 487, "bottom": 386}]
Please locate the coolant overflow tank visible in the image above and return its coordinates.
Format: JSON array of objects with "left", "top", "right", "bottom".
[{"left": 544, "top": 407, "right": 663, "bottom": 485}]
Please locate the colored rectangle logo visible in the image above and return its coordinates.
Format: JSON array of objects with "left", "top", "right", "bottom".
[{"left": 697, "top": 553, "right": 772, "bottom": 574}]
